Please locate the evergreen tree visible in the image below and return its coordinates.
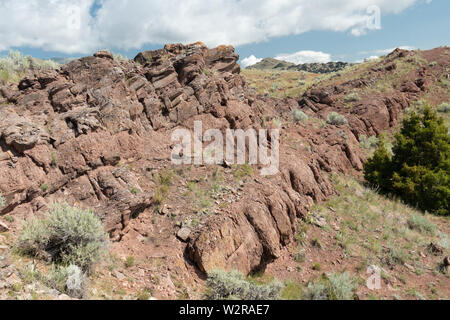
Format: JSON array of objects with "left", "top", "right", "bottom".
[{"left": 364, "top": 106, "right": 449, "bottom": 215}]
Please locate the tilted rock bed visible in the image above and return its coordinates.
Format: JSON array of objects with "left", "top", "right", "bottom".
[{"left": 0, "top": 43, "right": 447, "bottom": 275}]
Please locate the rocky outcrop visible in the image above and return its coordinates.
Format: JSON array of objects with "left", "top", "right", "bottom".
[
  {"left": 0, "top": 43, "right": 261, "bottom": 238},
  {"left": 247, "top": 58, "right": 353, "bottom": 74},
  {"left": 1, "top": 44, "right": 447, "bottom": 275}
]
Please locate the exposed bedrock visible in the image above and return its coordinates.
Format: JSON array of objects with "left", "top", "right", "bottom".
[{"left": 1, "top": 43, "right": 438, "bottom": 274}]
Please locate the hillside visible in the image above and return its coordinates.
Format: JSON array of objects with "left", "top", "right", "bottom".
[
  {"left": 0, "top": 44, "right": 448, "bottom": 300},
  {"left": 247, "top": 57, "right": 353, "bottom": 74}
]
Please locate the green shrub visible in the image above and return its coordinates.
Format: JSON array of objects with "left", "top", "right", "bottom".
[
  {"left": 327, "top": 273, "right": 357, "bottom": 300},
  {"left": 16, "top": 202, "right": 108, "bottom": 271},
  {"left": 232, "top": 164, "right": 253, "bottom": 180},
  {"left": 137, "top": 289, "right": 152, "bottom": 300},
  {"left": 41, "top": 183, "right": 50, "bottom": 192},
  {"left": 304, "top": 272, "right": 356, "bottom": 300},
  {"left": 364, "top": 107, "right": 450, "bottom": 215},
  {"left": 125, "top": 256, "right": 135, "bottom": 268},
  {"left": 383, "top": 246, "right": 408, "bottom": 266},
  {"left": 326, "top": 112, "right": 348, "bottom": 126},
  {"left": 113, "top": 53, "right": 128, "bottom": 62},
  {"left": 16, "top": 216, "right": 50, "bottom": 254},
  {"left": 363, "top": 140, "right": 393, "bottom": 191},
  {"left": 204, "top": 270, "right": 283, "bottom": 300},
  {"left": 304, "top": 281, "right": 328, "bottom": 300},
  {"left": 294, "top": 249, "right": 306, "bottom": 263},
  {"left": 50, "top": 152, "right": 58, "bottom": 166},
  {"left": 47, "top": 264, "right": 88, "bottom": 298},
  {"left": 0, "top": 50, "right": 59, "bottom": 84},
  {"left": 295, "top": 221, "right": 308, "bottom": 245},
  {"left": 437, "top": 102, "right": 450, "bottom": 113},
  {"left": 281, "top": 281, "right": 304, "bottom": 300},
  {"left": 293, "top": 109, "right": 309, "bottom": 123},
  {"left": 359, "top": 135, "right": 379, "bottom": 149},
  {"left": 272, "top": 117, "right": 282, "bottom": 128},
  {"left": 153, "top": 168, "right": 174, "bottom": 205},
  {"left": 270, "top": 83, "right": 278, "bottom": 92},
  {"left": 407, "top": 213, "right": 436, "bottom": 234},
  {"left": 47, "top": 265, "right": 73, "bottom": 293},
  {"left": 344, "top": 92, "right": 361, "bottom": 103}
]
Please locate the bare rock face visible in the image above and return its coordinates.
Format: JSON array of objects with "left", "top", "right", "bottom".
[
  {"left": 0, "top": 42, "right": 259, "bottom": 234},
  {"left": 176, "top": 227, "right": 191, "bottom": 242},
  {"left": 1, "top": 43, "right": 441, "bottom": 275},
  {"left": 187, "top": 157, "right": 336, "bottom": 274},
  {"left": 0, "top": 112, "right": 49, "bottom": 153}
]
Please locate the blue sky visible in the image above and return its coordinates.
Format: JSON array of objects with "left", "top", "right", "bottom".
[
  {"left": 0, "top": 0, "right": 448, "bottom": 65},
  {"left": 239, "top": 0, "right": 450, "bottom": 65}
]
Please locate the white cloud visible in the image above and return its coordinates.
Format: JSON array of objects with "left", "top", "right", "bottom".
[
  {"left": 375, "top": 46, "right": 416, "bottom": 54},
  {"left": 0, "top": 0, "right": 426, "bottom": 54},
  {"left": 0, "top": 0, "right": 97, "bottom": 53},
  {"left": 354, "top": 46, "right": 416, "bottom": 62},
  {"left": 241, "top": 55, "right": 263, "bottom": 68},
  {"left": 275, "top": 50, "right": 331, "bottom": 64}
]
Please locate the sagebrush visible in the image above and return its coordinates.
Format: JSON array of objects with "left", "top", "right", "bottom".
[
  {"left": 47, "top": 264, "right": 88, "bottom": 298},
  {"left": 407, "top": 213, "right": 436, "bottom": 234},
  {"left": 293, "top": 109, "right": 309, "bottom": 123},
  {"left": 304, "top": 272, "right": 356, "bottom": 300},
  {"left": 16, "top": 202, "right": 108, "bottom": 271},
  {"left": 437, "top": 102, "right": 450, "bottom": 113},
  {"left": 0, "top": 50, "right": 59, "bottom": 84},
  {"left": 326, "top": 112, "right": 348, "bottom": 125},
  {"left": 344, "top": 92, "right": 361, "bottom": 103},
  {"left": 204, "top": 270, "right": 283, "bottom": 300},
  {"left": 359, "top": 135, "right": 379, "bottom": 149}
]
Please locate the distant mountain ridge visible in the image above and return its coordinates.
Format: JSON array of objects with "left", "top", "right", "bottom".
[
  {"left": 49, "top": 57, "right": 78, "bottom": 65},
  {"left": 246, "top": 57, "right": 353, "bottom": 74}
]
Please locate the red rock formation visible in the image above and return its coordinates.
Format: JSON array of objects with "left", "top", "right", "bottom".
[{"left": 1, "top": 44, "right": 447, "bottom": 274}]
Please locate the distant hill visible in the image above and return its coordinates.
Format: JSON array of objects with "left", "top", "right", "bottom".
[
  {"left": 246, "top": 57, "right": 353, "bottom": 74},
  {"left": 246, "top": 57, "right": 296, "bottom": 70},
  {"left": 49, "top": 57, "right": 78, "bottom": 65}
]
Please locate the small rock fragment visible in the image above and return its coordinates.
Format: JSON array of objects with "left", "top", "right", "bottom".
[
  {"left": 427, "top": 242, "right": 443, "bottom": 255},
  {"left": 0, "top": 221, "right": 9, "bottom": 232},
  {"left": 159, "top": 204, "right": 171, "bottom": 216},
  {"left": 404, "top": 263, "right": 414, "bottom": 271},
  {"left": 94, "top": 50, "right": 114, "bottom": 60},
  {"left": 313, "top": 217, "right": 327, "bottom": 228},
  {"left": 177, "top": 227, "right": 191, "bottom": 242},
  {"left": 113, "top": 270, "right": 126, "bottom": 280}
]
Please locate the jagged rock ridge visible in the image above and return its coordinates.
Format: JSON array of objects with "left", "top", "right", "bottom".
[
  {"left": 247, "top": 57, "right": 353, "bottom": 74},
  {"left": 1, "top": 43, "right": 447, "bottom": 275}
]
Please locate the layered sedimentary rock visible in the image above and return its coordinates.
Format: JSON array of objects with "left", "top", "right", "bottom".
[{"left": 1, "top": 43, "right": 443, "bottom": 274}]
